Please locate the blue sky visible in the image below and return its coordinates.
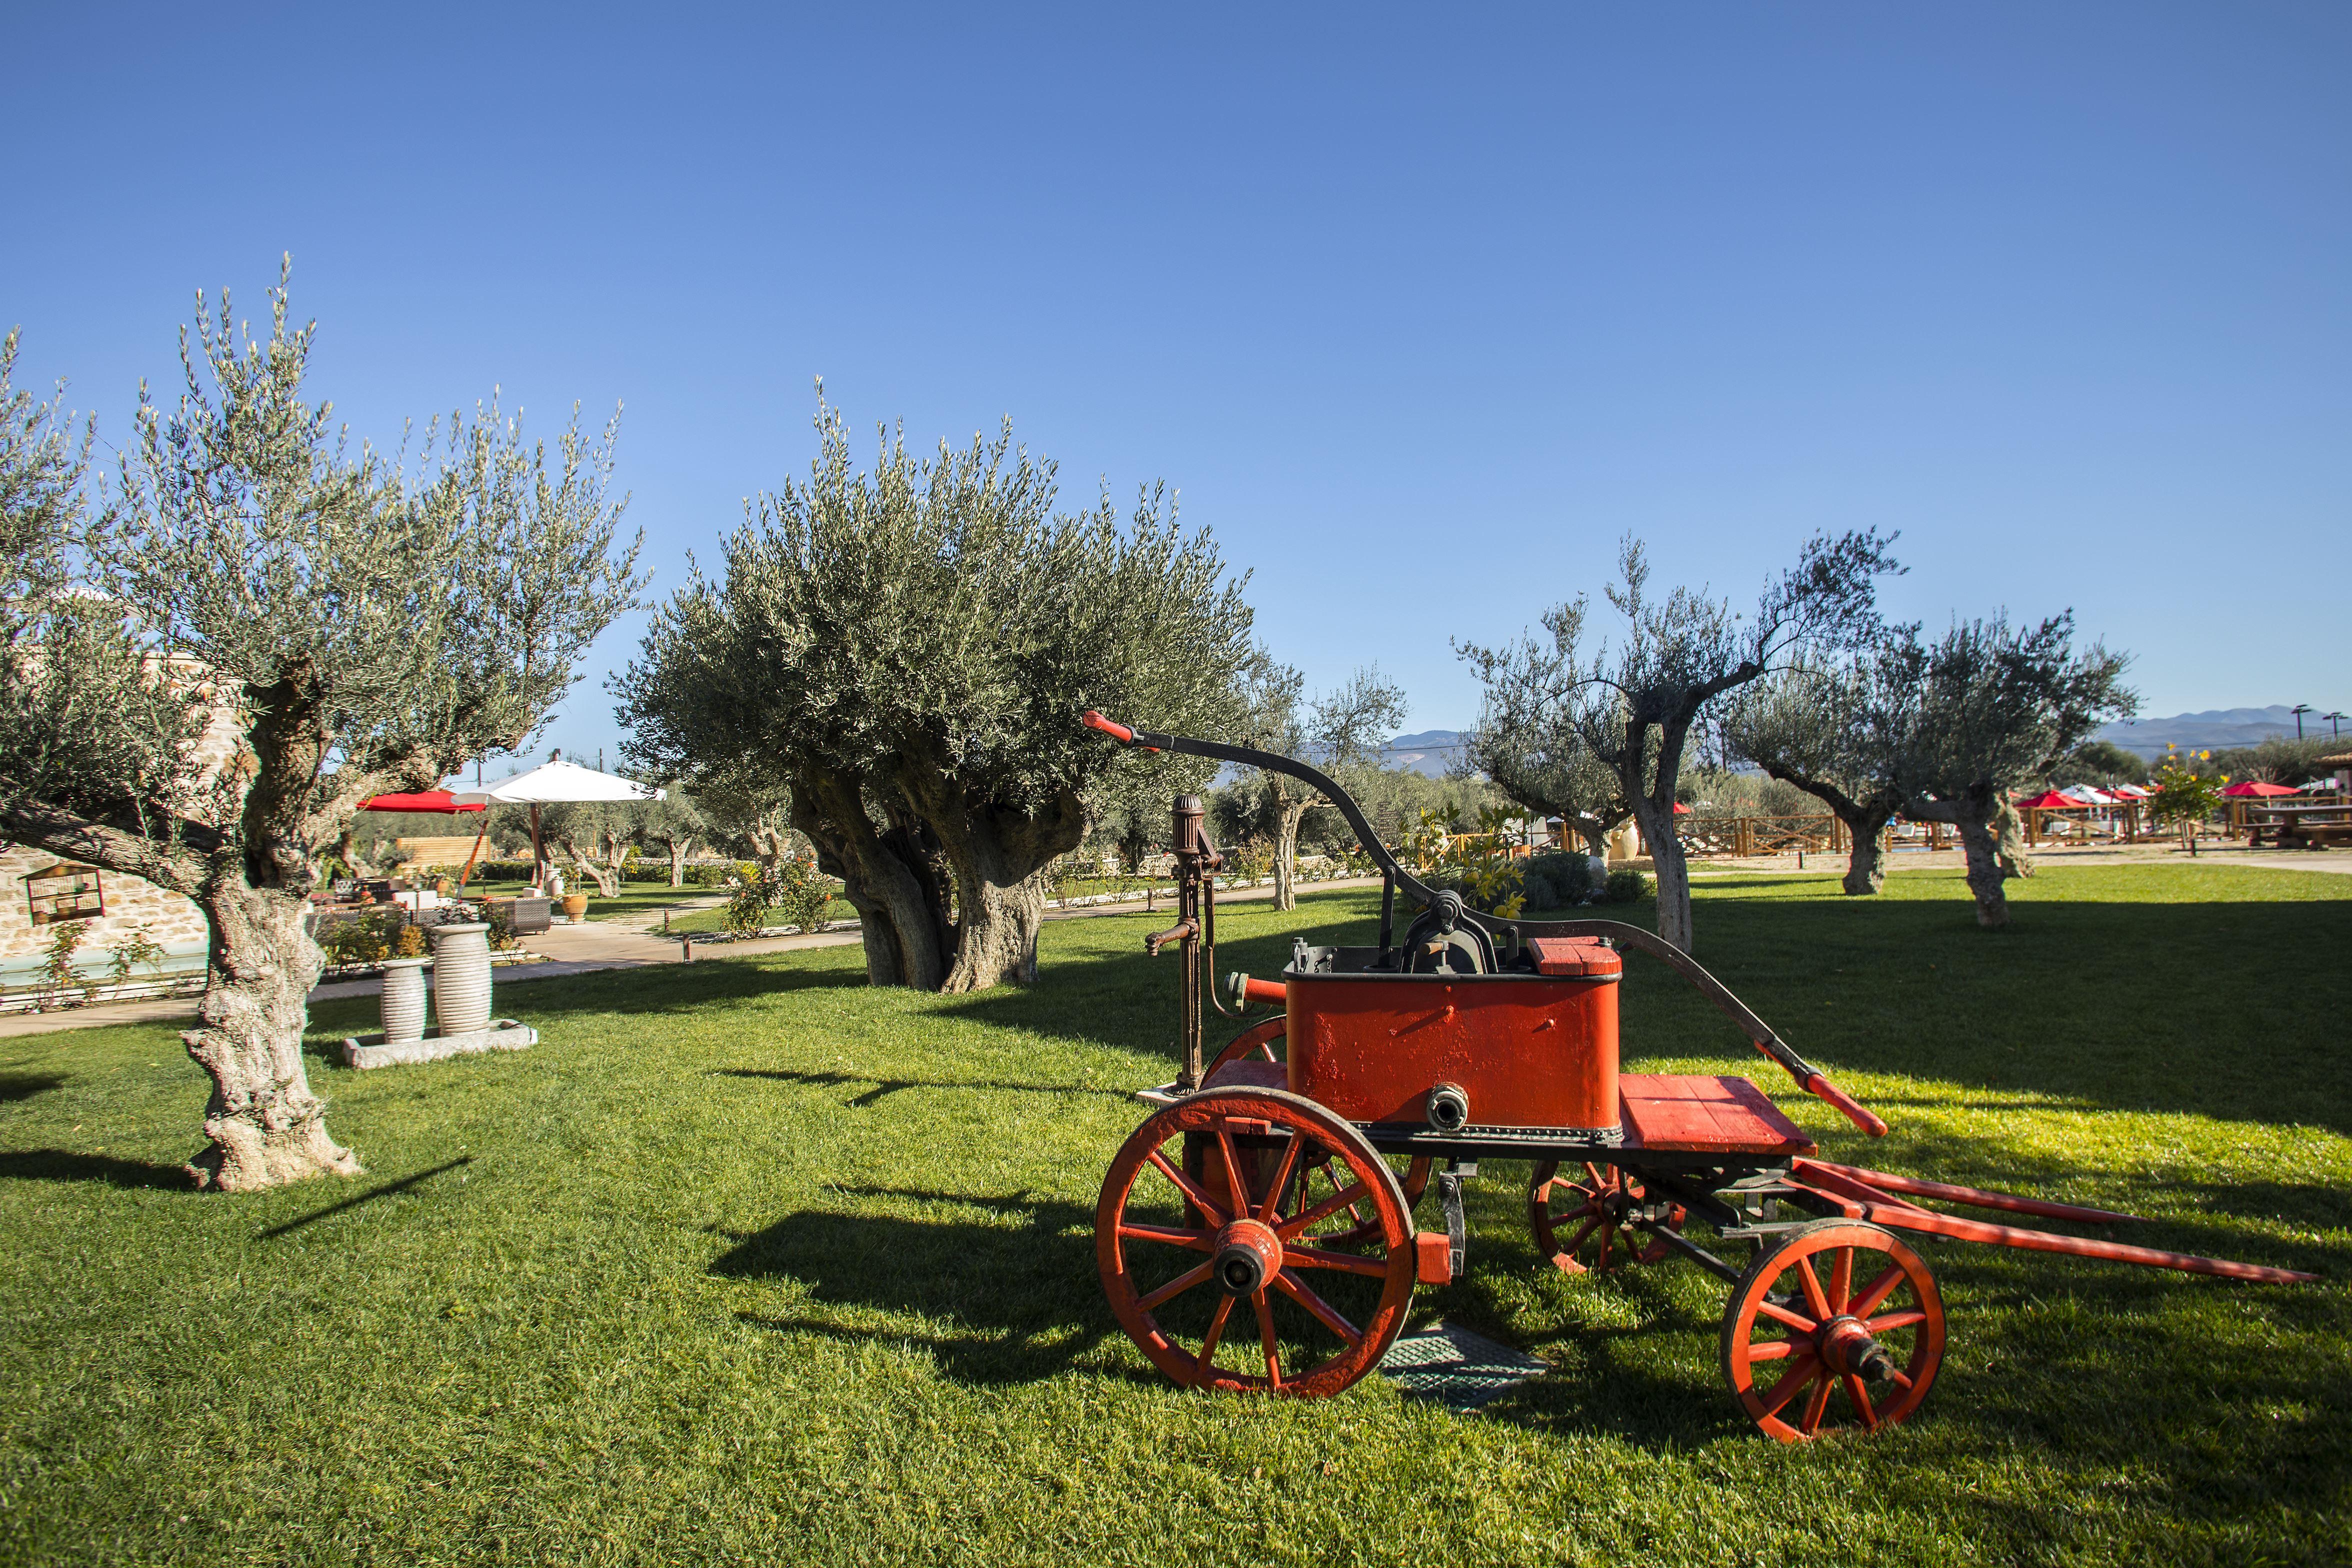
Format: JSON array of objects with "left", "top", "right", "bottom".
[{"left": 6, "top": 4, "right": 2346, "bottom": 762}]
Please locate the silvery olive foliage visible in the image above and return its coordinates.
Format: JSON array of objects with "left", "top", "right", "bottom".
[
  {"left": 1230, "top": 650, "right": 1406, "bottom": 909},
  {"left": 1886, "top": 612, "right": 2134, "bottom": 926},
  {"left": 1458, "top": 530, "right": 1900, "bottom": 952},
  {"left": 616, "top": 398, "right": 1250, "bottom": 991}
]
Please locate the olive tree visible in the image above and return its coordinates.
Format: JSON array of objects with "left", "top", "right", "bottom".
[
  {"left": 1460, "top": 531, "right": 1898, "bottom": 952},
  {"left": 616, "top": 404, "right": 1246, "bottom": 992},
  {"left": 1456, "top": 616, "right": 1630, "bottom": 862},
  {"left": 1720, "top": 652, "right": 1914, "bottom": 894},
  {"left": 1888, "top": 614, "right": 2133, "bottom": 927},
  {"left": 1234, "top": 652, "right": 1405, "bottom": 910},
  {"left": 0, "top": 274, "right": 641, "bottom": 1190},
  {"left": 542, "top": 798, "right": 642, "bottom": 897},
  {"left": 638, "top": 790, "right": 708, "bottom": 886}
]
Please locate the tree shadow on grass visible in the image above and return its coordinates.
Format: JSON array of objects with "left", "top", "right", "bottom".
[
  {"left": 0, "top": 1072, "right": 67, "bottom": 1104},
  {"left": 710, "top": 1186, "right": 1130, "bottom": 1386},
  {"left": 0, "top": 1148, "right": 191, "bottom": 1189},
  {"left": 939, "top": 924, "right": 1350, "bottom": 1056},
  {"left": 709, "top": 1067, "right": 1132, "bottom": 1108}
]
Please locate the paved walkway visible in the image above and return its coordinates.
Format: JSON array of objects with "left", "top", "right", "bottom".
[{"left": 0, "top": 878, "right": 1384, "bottom": 1038}]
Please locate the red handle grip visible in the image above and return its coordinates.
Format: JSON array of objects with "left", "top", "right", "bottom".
[
  {"left": 1802, "top": 1072, "right": 1888, "bottom": 1138},
  {"left": 1080, "top": 710, "right": 1136, "bottom": 744}
]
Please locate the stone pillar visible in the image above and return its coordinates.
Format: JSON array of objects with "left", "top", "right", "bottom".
[
  {"left": 428, "top": 922, "right": 494, "bottom": 1036},
  {"left": 378, "top": 957, "right": 430, "bottom": 1044}
]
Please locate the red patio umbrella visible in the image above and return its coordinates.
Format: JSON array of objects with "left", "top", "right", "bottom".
[
  {"left": 2016, "top": 790, "right": 2080, "bottom": 810},
  {"left": 358, "top": 790, "right": 485, "bottom": 814},
  {"left": 2220, "top": 780, "right": 2297, "bottom": 798},
  {"left": 358, "top": 790, "right": 489, "bottom": 886}
]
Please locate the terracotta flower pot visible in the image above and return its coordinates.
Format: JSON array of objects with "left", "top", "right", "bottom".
[{"left": 562, "top": 893, "right": 589, "bottom": 919}]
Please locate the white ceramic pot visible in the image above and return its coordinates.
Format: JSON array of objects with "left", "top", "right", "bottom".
[
  {"left": 428, "top": 922, "right": 494, "bottom": 1035},
  {"left": 379, "top": 956, "right": 432, "bottom": 1044}
]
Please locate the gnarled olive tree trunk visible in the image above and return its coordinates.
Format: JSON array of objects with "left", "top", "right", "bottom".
[
  {"left": 1628, "top": 796, "right": 1692, "bottom": 950},
  {"left": 184, "top": 878, "right": 362, "bottom": 1190},
  {"left": 1992, "top": 798, "right": 2033, "bottom": 880},
  {"left": 1272, "top": 797, "right": 1312, "bottom": 912},
  {"left": 902, "top": 764, "right": 1086, "bottom": 992},
  {"left": 792, "top": 764, "right": 950, "bottom": 990},
  {"left": 1840, "top": 813, "right": 1896, "bottom": 896},
  {"left": 1562, "top": 811, "right": 1616, "bottom": 865},
  {"left": 1909, "top": 787, "right": 2009, "bottom": 927}
]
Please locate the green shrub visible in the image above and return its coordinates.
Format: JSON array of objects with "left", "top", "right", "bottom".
[
  {"left": 1521, "top": 852, "right": 1596, "bottom": 910},
  {"left": 318, "top": 907, "right": 407, "bottom": 968},
  {"left": 684, "top": 864, "right": 731, "bottom": 888},
  {"left": 1604, "top": 868, "right": 1650, "bottom": 903},
  {"left": 722, "top": 857, "right": 838, "bottom": 935}
]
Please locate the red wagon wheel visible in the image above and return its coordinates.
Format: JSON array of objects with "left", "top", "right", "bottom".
[
  {"left": 1204, "top": 1015, "right": 1431, "bottom": 1249},
  {"left": 1097, "top": 1086, "right": 1418, "bottom": 1398},
  {"left": 1720, "top": 1219, "right": 1946, "bottom": 1442},
  {"left": 1528, "top": 1161, "right": 1684, "bottom": 1274}
]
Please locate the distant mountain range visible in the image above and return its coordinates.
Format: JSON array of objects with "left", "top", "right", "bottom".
[
  {"left": 1379, "top": 730, "right": 1468, "bottom": 778},
  {"left": 1373, "top": 707, "right": 2340, "bottom": 778},
  {"left": 2092, "top": 706, "right": 2343, "bottom": 759}
]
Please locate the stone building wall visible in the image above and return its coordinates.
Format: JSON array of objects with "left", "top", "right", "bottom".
[{"left": 0, "top": 846, "right": 210, "bottom": 980}]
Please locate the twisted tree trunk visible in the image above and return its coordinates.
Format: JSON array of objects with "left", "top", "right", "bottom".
[
  {"left": 1841, "top": 813, "right": 1895, "bottom": 896},
  {"left": 792, "top": 764, "right": 949, "bottom": 990},
  {"left": 184, "top": 881, "right": 362, "bottom": 1190},
  {"left": 1909, "top": 786, "right": 2009, "bottom": 926},
  {"left": 1992, "top": 798, "right": 2033, "bottom": 880},
  {"left": 1272, "top": 797, "right": 1311, "bottom": 912},
  {"left": 1629, "top": 796, "right": 1692, "bottom": 951},
  {"left": 903, "top": 764, "right": 1086, "bottom": 992}
]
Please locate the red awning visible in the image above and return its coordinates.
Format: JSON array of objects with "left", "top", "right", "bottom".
[
  {"left": 2220, "top": 780, "right": 2297, "bottom": 798},
  {"left": 2016, "top": 790, "right": 2082, "bottom": 810},
  {"left": 1672, "top": 802, "right": 1691, "bottom": 814},
  {"left": 358, "top": 790, "right": 486, "bottom": 814}
]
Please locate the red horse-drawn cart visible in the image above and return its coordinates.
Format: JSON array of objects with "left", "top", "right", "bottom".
[{"left": 1080, "top": 712, "right": 2315, "bottom": 1440}]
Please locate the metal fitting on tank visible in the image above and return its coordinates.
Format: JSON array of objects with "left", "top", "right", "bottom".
[{"left": 1427, "top": 1082, "right": 1470, "bottom": 1134}]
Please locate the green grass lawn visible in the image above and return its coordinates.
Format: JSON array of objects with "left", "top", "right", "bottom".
[{"left": 2, "top": 864, "right": 2347, "bottom": 1565}]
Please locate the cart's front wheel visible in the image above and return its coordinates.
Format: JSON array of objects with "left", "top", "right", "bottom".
[
  {"left": 1529, "top": 1161, "right": 1684, "bottom": 1274},
  {"left": 1098, "top": 1086, "right": 1418, "bottom": 1398},
  {"left": 1720, "top": 1219, "right": 1944, "bottom": 1441}
]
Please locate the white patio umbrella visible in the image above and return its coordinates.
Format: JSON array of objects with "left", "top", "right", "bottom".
[{"left": 451, "top": 754, "right": 664, "bottom": 886}]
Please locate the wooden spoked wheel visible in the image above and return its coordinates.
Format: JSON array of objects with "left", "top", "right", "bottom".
[
  {"left": 1528, "top": 1161, "right": 1684, "bottom": 1274},
  {"left": 1720, "top": 1220, "right": 1946, "bottom": 1442},
  {"left": 1204, "top": 1015, "right": 1430, "bottom": 1248},
  {"left": 1096, "top": 1086, "right": 1418, "bottom": 1398}
]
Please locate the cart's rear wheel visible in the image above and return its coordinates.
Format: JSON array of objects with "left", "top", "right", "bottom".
[
  {"left": 1206, "top": 1016, "right": 1430, "bottom": 1247},
  {"left": 1720, "top": 1219, "right": 1944, "bottom": 1442},
  {"left": 1098, "top": 1086, "right": 1418, "bottom": 1398},
  {"left": 1529, "top": 1161, "right": 1684, "bottom": 1274}
]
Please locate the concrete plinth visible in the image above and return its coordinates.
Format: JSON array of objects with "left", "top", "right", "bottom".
[{"left": 339, "top": 1019, "right": 538, "bottom": 1070}]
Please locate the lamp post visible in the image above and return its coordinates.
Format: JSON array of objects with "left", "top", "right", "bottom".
[
  {"left": 2292, "top": 704, "right": 2312, "bottom": 739},
  {"left": 2326, "top": 711, "right": 2346, "bottom": 740}
]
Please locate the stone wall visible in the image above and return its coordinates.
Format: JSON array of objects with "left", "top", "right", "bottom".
[{"left": 0, "top": 844, "right": 209, "bottom": 974}]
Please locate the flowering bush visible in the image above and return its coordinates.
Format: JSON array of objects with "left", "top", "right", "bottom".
[{"left": 2148, "top": 746, "right": 2228, "bottom": 852}]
